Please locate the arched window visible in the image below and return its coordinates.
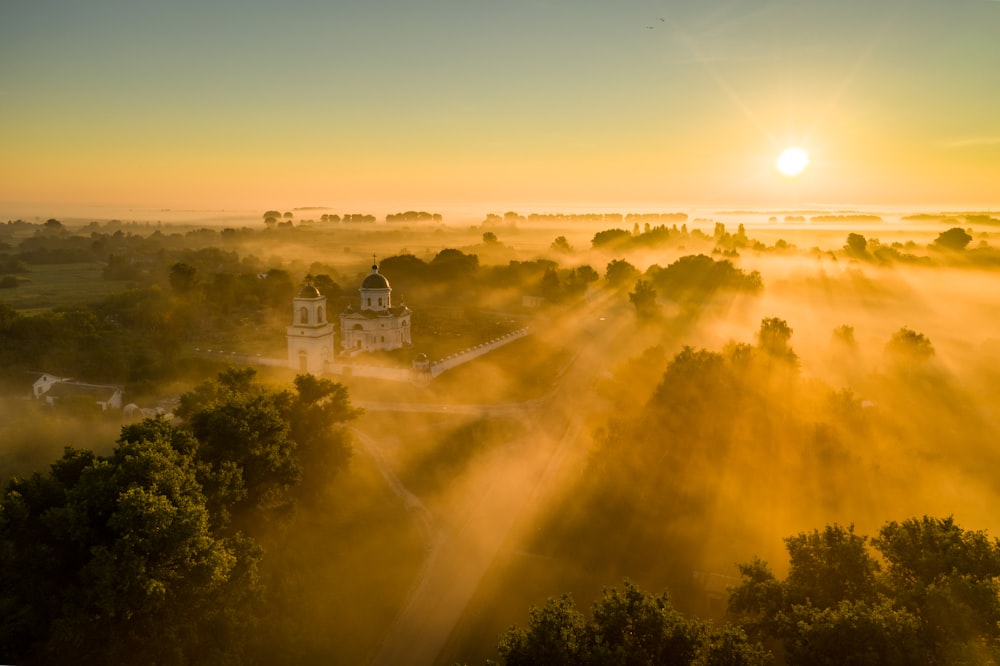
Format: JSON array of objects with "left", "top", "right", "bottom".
[
  {"left": 378, "top": 297, "right": 383, "bottom": 307},
  {"left": 300, "top": 307, "right": 309, "bottom": 324},
  {"left": 367, "top": 297, "right": 372, "bottom": 307},
  {"left": 317, "top": 306, "right": 324, "bottom": 322}
]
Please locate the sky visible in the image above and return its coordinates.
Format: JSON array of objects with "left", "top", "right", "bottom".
[{"left": 2, "top": 0, "right": 998, "bottom": 218}]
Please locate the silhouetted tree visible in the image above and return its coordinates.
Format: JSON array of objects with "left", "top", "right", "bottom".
[
  {"left": 591, "top": 228, "right": 631, "bottom": 248},
  {"left": 551, "top": 236, "right": 572, "bottom": 253},
  {"left": 934, "top": 227, "right": 972, "bottom": 251},
  {"left": 168, "top": 262, "right": 197, "bottom": 293},
  {"left": 730, "top": 517, "right": 1000, "bottom": 665},
  {"left": 884, "top": 327, "right": 934, "bottom": 366},
  {"left": 832, "top": 324, "right": 856, "bottom": 349},
  {"left": 845, "top": 233, "right": 868, "bottom": 258},
  {"left": 429, "top": 248, "right": 479, "bottom": 282},
  {"left": 497, "top": 581, "right": 768, "bottom": 665},
  {"left": 605, "top": 258, "right": 639, "bottom": 288},
  {"left": 648, "top": 254, "right": 762, "bottom": 300},
  {"left": 757, "top": 317, "right": 796, "bottom": 362},
  {"left": 628, "top": 279, "right": 658, "bottom": 318}
]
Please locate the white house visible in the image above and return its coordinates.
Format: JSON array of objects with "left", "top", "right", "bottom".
[
  {"left": 31, "top": 374, "right": 124, "bottom": 411},
  {"left": 31, "top": 373, "right": 73, "bottom": 398}
]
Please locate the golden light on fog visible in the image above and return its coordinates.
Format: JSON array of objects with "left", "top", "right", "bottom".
[{"left": 776, "top": 147, "right": 809, "bottom": 177}]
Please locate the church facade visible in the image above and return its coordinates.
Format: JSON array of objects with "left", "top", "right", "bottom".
[
  {"left": 339, "top": 261, "right": 412, "bottom": 354},
  {"left": 285, "top": 260, "right": 411, "bottom": 373}
]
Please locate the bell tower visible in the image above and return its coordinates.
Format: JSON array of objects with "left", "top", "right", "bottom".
[{"left": 286, "top": 281, "right": 335, "bottom": 373}]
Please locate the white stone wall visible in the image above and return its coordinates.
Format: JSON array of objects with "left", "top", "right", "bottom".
[{"left": 429, "top": 328, "right": 530, "bottom": 377}]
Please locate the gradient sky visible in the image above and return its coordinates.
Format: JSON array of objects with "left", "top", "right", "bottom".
[{"left": 2, "top": 0, "right": 998, "bottom": 217}]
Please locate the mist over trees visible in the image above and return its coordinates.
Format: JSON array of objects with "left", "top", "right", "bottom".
[
  {"left": 3, "top": 212, "right": 1000, "bottom": 663},
  {"left": 0, "top": 369, "right": 358, "bottom": 663},
  {"left": 495, "top": 581, "right": 768, "bottom": 666},
  {"left": 729, "top": 517, "right": 1000, "bottom": 664}
]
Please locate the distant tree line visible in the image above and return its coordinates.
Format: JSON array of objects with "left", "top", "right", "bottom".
[
  {"left": 385, "top": 210, "right": 443, "bottom": 223},
  {"left": 842, "top": 228, "right": 997, "bottom": 265},
  {"left": 483, "top": 212, "right": 689, "bottom": 226},
  {"left": 262, "top": 210, "right": 378, "bottom": 227}
]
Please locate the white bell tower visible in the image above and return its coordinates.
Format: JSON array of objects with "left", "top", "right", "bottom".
[{"left": 286, "top": 282, "right": 334, "bottom": 373}]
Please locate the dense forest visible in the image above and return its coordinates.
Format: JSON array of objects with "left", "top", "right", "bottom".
[{"left": 2, "top": 212, "right": 1000, "bottom": 664}]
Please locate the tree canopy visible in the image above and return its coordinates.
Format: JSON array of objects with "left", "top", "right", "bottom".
[
  {"left": 729, "top": 517, "right": 1000, "bottom": 665},
  {"left": 0, "top": 368, "right": 358, "bottom": 663},
  {"left": 496, "top": 581, "right": 769, "bottom": 666}
]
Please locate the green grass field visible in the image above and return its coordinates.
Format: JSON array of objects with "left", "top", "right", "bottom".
[{"left": 0, "top": 263, "right": 131, "bottom": 313}]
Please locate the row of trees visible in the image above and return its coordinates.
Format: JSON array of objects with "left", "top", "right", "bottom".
[
  {"left": 262, "top": 210, "right": 378, "bottom": 227},
  {"left": 483, "top": 212, "right": 689, "bottom": 226},
  {"left": 730, "top": 516, "right": 1000, "bottom": 664},
  {"left": 0, "top": 369, "right": 359, "bottom": 664},
  {"left": 489, "top": 516, "right": 1000, "bottom": 665},
  {"left": 842, "top": 227, "right": 1000, "bottom": 266}
]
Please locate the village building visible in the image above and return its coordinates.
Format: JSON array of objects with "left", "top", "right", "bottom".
[
  {"left": 30, "top": 373, "right": 124, "bottom": 411},
  {"left": 338, "top": 260, "right": 412, "bottom": 355},
  {"left": 31, "top": 373, "right": 72, "bottom": 398}
]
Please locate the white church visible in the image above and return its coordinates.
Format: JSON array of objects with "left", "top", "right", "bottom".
[{"left": 286, "top": 260, "right": 411, "bottom": 373}]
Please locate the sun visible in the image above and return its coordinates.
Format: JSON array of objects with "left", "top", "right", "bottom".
[{"left": 776, "top": 147, "right": 809, "bottom": 177}]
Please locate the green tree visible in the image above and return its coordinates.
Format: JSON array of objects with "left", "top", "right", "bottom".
[
  {"left": 873, "top": 516, "right": 1000, "bottom": 654},
  {"left": 784, "top": 524, "right": 879, "bottom": 607},
  {"left": 497, "top": 581, "right": 769, "bottom": 665},
  {"left": 429, "top": 248, "right": 480, "bottom": 283},
  {"left": 168, "top": 262, "right": 197, "bottom": 293},
  {"left": 177, "top": 368, "right": 358, "bottom": 521},
  {"left": 178, "top": 368, "right": 300, "bottom": 523},
  {"left": 286, "top": 374, "right": 360, "bottom": 501},
  {"left": 729, "top": 517, "right": 1000, "bottom": 665},
  {"left": 0, "top": 431, "right": 261, "bottom": 664}
]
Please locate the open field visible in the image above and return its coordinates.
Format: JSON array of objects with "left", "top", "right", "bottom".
[{"left": 0, "top": 263, "right": 129, "bottom": 313}]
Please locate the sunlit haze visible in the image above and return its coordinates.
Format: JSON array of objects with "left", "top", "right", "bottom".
[
  {"left": 776, "top": 147, "right": 809, "bottom": 177},
  {"left": 2, "top": 0, "right": 999, "bottom": 217},
  {"left": 4, "top": 3, "right": 1000, "bottom": 664}
]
